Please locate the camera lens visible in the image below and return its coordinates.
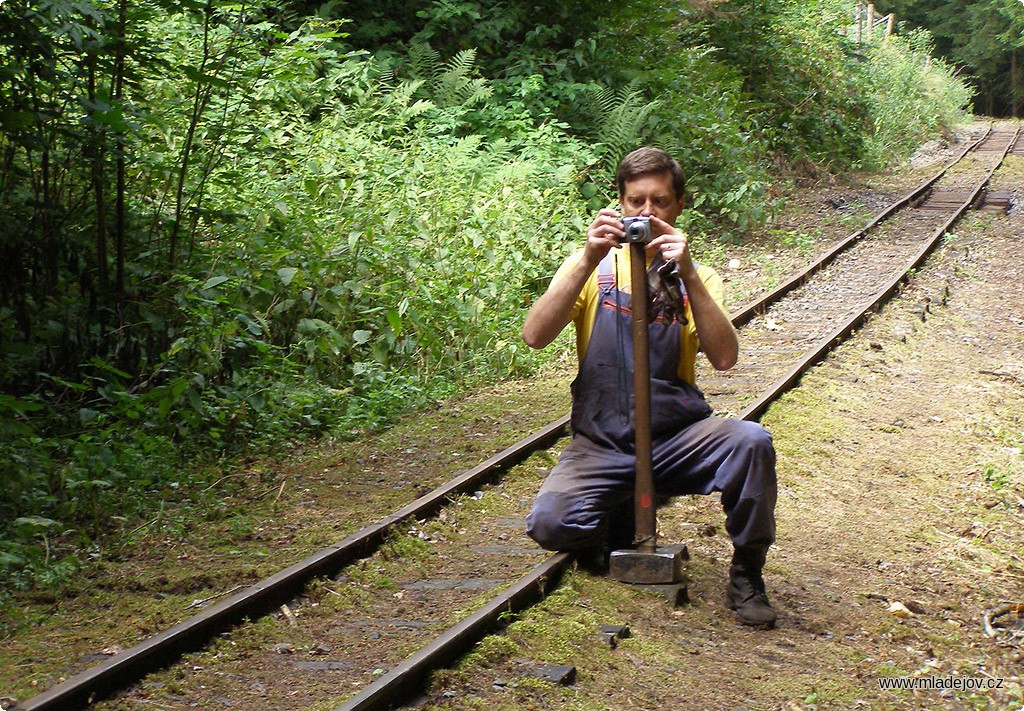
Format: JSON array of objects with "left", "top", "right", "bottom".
[{"left": 620, "top": 216, "right": 651, "bottom": 243}]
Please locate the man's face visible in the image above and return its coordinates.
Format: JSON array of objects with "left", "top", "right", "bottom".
[{"left": 619, "top": 170, "right": 684, "bottom": 225}]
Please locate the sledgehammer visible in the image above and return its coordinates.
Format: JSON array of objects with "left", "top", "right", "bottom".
[{"left": 608, "top": 240, "right": 687, "bottom": 591}]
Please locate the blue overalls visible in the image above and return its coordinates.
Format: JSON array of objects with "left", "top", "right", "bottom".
[{"left": 526, "top": 252, "right": 777, "bottom": 552}]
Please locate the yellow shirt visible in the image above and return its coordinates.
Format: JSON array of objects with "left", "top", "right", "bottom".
[{"left": 553, "top": 248, "right": 728, "bottom": 385}]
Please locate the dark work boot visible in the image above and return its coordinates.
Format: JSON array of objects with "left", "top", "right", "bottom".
[
  {"left": 576, "top": 500, "right": 636, "bottom": 576},
  {"left": 727, "top": 546, "right": 777, "bottom": 629},
  {"left": 606, "top": 498, "right": 636, "bottom": 552}
]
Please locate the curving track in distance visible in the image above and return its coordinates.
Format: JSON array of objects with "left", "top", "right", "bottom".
[{"left": 14, "top": 124, "right": 1018, "bottom": 711}]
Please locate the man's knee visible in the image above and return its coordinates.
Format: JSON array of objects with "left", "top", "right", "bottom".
[
  {"left": 526, "top": 492, "right": 599, "bottom": 551},
  {"left": 731, "top": 421, "right": 775, "bottom": 466},
  {"left": 730, "top": 419, "right": 774, "bottom": 451},
  {"left": 525, "top": 507, "right": 564, "bottom": 550},
  {"left": 722, "top": 420, "right": 777, "bottom": 496}
]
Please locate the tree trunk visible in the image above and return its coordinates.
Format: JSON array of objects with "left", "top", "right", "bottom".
[
  {"left": 1013, "top": 49, "right": 1019, "bottom": 119},
  {"left": 114, "top": 0, "right": 127, "bottom": 293},
  {"left": 88, "top": 50, "right": 108, "bottom": 291}
]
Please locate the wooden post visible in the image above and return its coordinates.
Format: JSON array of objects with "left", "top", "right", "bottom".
[
  {"left": 855, "top": 3, "right": 863, "bottom": 44},
  {"left": 607, "top": 242, "right": 687, "bottom": 590},
  {"left": 867, "top": 3, "right": 875, "bottom": 42},
  {"left": 886, "top": 13, "right": 894, "bottom": 39}
]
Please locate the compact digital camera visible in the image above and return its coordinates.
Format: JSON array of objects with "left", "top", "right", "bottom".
[{"left": 619, "top": 216, "right": 652, "bottom": 244}]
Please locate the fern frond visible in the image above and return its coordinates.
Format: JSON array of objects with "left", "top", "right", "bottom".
[
  {"left": 402, "top": 44, "right": 492, "bottom": 108},
  {"left": 445, "top": 48, "right": 478, "bottom": 77},
  {"left": 593, "top": 84, "right": 662, "bottom": 177},
  {"left": 409, "top": 42, "right": 443, "bottom": 80}
]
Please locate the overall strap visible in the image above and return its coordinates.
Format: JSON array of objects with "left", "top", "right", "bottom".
[{"left": 597, "top": 251, "right": 617, "bottom": 291}]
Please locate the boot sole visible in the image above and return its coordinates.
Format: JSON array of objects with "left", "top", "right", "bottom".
[{"left": 726, "top": 595, "right": 777, "bottom": 629}]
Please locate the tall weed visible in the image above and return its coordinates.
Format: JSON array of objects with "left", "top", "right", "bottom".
[{"left": 861, "top": 30, "right": 975, "bottom": 166}]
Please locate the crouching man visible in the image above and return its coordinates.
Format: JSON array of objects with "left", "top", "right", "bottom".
[{"left": 522, "top": 147, "right": 778, "bottom": 628}]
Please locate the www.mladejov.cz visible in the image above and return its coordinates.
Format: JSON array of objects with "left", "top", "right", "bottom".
[{"left": 878, "top": 675, "right": 1005, "bottom": 692}]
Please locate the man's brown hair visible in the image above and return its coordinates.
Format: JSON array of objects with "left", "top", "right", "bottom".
[{"left": 616, "top": 147, "right": 686, "bottom": 202}]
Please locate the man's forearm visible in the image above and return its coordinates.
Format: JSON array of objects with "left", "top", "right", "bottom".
[
  {"left": 522, "top": 255, "right": 597, "bottom": 349},
  {"left": 684, "top": 274, "right": 738, "bottom": 370}
]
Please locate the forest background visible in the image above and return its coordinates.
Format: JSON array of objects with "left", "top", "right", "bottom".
[
  {"left": 875, "top": 0, "right": 1024, "bottom": 117},
  {"left": 0, "top": 0, "right": 983, "bottom": 596}
]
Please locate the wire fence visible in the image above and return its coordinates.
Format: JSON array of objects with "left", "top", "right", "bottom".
[{"left": 844, "top": 2, "right": 895, "bottom": 44}]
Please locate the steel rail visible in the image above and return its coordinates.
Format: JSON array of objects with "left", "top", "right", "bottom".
[
  {"left": 14, "top": 126, "right": 1007, "bottom": 711},
  {"left": 736, "top": 128, "right": 1019, "bottom": 422},
  {"left": 729, "top": 124, "right": 992, "bottom": 329},
  {"left": 15, "top": 419, "right": 569, "bottom": 711},
  {"left": 335, "top": 553, "right": 573, "bottom": 711},
  {"left": 327, "top": 127, "right": 1018, "bottom": 711}
]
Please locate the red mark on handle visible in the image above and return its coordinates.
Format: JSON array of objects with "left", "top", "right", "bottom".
[{"left": 640, "top": 494, "right": 653, "bottom": 509}]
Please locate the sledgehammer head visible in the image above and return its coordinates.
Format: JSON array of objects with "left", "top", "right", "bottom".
[{"left": 609, "top": 544, "right": 688, "bottom": 584}]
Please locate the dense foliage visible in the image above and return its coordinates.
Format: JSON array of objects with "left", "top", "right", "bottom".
[
  {"left": 0, "top": 0, "right": 970, "bottom": 592},
  {"left": 679, "top": 1, "right": 972, "bottom": 170}
]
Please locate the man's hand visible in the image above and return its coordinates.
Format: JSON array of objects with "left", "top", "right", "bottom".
[
  {"left": 645, "top": 216, "right": 738, "bottom": 371},
  {"left": 584, "top": 207, "right": 626, "bottom": 264},
  {"left": 645, "top": 216, "right": 695, "bottom": 277}
]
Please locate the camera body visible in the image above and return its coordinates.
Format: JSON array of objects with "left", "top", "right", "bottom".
[{"left": 619, "top": 216, "right": 652, "bottom": 244}]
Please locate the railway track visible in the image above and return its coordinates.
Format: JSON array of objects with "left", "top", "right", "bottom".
[
  {"left": 705, "top": 125, "right": 1019, "bottom": 420},
  {"left": 13, "top": 124, "right": 1019, "bottom": 711}
]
